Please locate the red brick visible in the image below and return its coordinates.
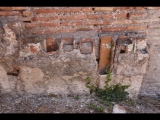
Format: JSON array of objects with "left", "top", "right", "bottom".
[
  {"left": 62, "top": 7, "right": 81, "bottom": 13},
  {"left": 113, "top": 7, "right": 134, "bottom": 11},
  {"left": 101, "top": 14, "right": 113, "bottom": 19},
  {"left": 43, "top": 30, "right": 56, "bottom": 34},
  {"left": 60, "top": 22, "right": 69, "bottom": 26},
  {"left": 30, "top": 28, "right": 75, "bottom": 35},
  {"left": 92, "top": 27, "right": 101, "bottom": 32},
  {"left": 22, "top": 11, "right": 32, "bottom": 17},
  {"left": 127, "top": 25, "right": 147, "bottom": 30},
  {"left": 34, "top": 8, "right": 55, "bottom": 14},
  {"left": 32, "top": 17, "right": 49, "bottom": 22},
  {"left": 102, "top": 27, "right": 126, "bottom": 32},
  {"left": 94, "top": 7, "right": 114, "bottom": 12},
  {"left": 11, "top": 7, "right": 29, "bottom": 11},
  {"left": 81, "top": 38, "right": 92, "bottom": 42},
  {"left": 59, "top": 15, "right": 73, "bottom": 20},
  {"left": 56, "top": 29, "right": 75, "bottom": 33},
  {"left": 40, "top": 22, "right": 60, "bottom": 27},
  {"left": 53, "top": 8, "right": 81, "bottom": 13},
  {"left": 30, "top": 29, "right": 54, "bottom": 35},
  {"left": 0, "top": 11, "right": 20, "bottom": 16},
  {"left": 24, "top": 23, "right": 39, "bottom": 29},
  {"left": 84, "top": 20, "right": 109, "bottom": 26},
  {"left": 135, "top": 7, "right": 143, "bottom": 10},
  {"left": 21, "top": 17, "right": 31, "bottom": 22},
  {"left": 129, "top": 13, "right": 144, "bottom": 19},
  {"left": 102, "top": 13, "right": 127, "bottom": 19},
  {"left": 76, "top": 28, "right": 92, "bottom": 31},
  {"left": 81, "top": 7, "right": 93, "bottom": 12},
  {"left": 115, "top": 13, "right": 127, "bottom": 19},
  {"left": 61, "top": 21, "right": 82, "bottom": 26},
  {"left": 102, "top": 20, "right": 110, "bottom": 25},
  {"left": 74, "top": 14, "right": 87, "bottom": 20},
  {"left": 87, "top": 14, "right": 101, "bottom": 19},
  {"left": 49, "top": 16, "right": 58, "bottom": 20},
  {"left": 29, "top": 45, "right": 38, "bottom": 53},
  {"left": 0, "top": 7, "right": 11, "bottom": 10}
]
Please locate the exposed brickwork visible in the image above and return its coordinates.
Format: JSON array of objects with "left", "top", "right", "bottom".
[{"left": 0, "top": 7, "right": 149, "bottom": 35}]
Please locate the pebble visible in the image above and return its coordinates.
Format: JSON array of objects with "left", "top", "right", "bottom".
[
  {"left": 112, "top": 104, "right": 126, "bottom": 113},
  {"left": 103, "top": 109, "right": 108, "bottom": 113}
]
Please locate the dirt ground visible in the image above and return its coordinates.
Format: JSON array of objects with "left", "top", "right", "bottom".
[{"left": 0, "top": 92, "right": 160, "bottom": 113}]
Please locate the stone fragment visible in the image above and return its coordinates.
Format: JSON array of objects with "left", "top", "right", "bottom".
[
  {"left": 112, "top": 104, "right": 126, "bottom": 113},
  {"left": 28, "top": 43, "right": 41, "bottom": 54}
]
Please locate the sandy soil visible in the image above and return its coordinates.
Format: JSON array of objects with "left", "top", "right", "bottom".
[{"left": 0, "top": 92, "right": 159, "bottom": 113}]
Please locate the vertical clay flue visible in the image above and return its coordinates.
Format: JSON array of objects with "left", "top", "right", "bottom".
[{"left": 98, "top": 36, "right": 113, "bottom": 74}]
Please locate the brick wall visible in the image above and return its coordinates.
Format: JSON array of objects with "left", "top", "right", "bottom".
[
  {"left": 0, "top": 7, "right": 151, "bottom": 35},
  {"left": 0, "top": 7, "right": 160, "bottom": 98}
]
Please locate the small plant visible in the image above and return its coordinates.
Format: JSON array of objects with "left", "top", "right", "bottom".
[
  {"left": 108, "top": 43, "right": 114, "bottom": 47},
  {"left": 125, "top": 98, "right": 135, "bottom": 106},
  {"left": 86, "top": 77, "right": 91, "bottom": 84},
  {"left": 85, "top": 77, "right": 98, "bottom": 94},
  {"left": 74, "top": 95, "right": 80, "bottom": 100},
  {"left": 88, "top": 103, "right": 104, "bottom": 113},
  {"left": 107, "top": 56, "right": 111, "bottom": 60},
  {"left": 34, "top": 37, "right": 39, "bottom": 43},
  {"left": 86, "top": 70, "right": 130, "bottom": 103},
  {"left": 88, "top": 103, "right": 95, "bottom": 109},
  {"left": 95, "top": 106, "right": 104, "bottom": 112},
  {"left": 99, "top": 99, "right": 105, "bottom": 104}
]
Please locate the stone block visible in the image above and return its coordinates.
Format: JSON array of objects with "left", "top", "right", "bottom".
[{"left": 19, "top": 66, "right": 45, "bottom": 94}]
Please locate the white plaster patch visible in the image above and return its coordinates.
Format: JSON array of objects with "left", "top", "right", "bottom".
[
  {"left": 128, "top": 44, "right": 133, "bottom": 52},
  {"left": 101, "top": 43, "right": 112, "bottom": 49},
  {"left": 137, "top": 40, "right": 146, "bottom": 50},
  {"left": 137, "top": 53, "right": 149, "bottom": 60},
  {"left": 3, "top": 24, "right": 18, "bottom": 56}
]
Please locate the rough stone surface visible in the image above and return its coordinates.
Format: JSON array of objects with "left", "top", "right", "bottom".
[
  {"left": 99, "top": 75, "right": 143, "bottom": 99},
  {"left": 139, "top": 9, "right": 160, "bottom": 98},
  {"left": 0, "top": 66, "right": 11, "bottom": 93},
  {"left": 18, "top": 66, "right": 45, "bottom": 94},
  {"left": 0, "top": 7, "right": 160, "bottom": 100}
]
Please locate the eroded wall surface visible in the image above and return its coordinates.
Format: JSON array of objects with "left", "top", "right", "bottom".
[
  {"left": 0, "top": 21, "right": 99, "bottom": 96},
  {"left": 0, "top": 7, "right": 160, "bottom": 99}
]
